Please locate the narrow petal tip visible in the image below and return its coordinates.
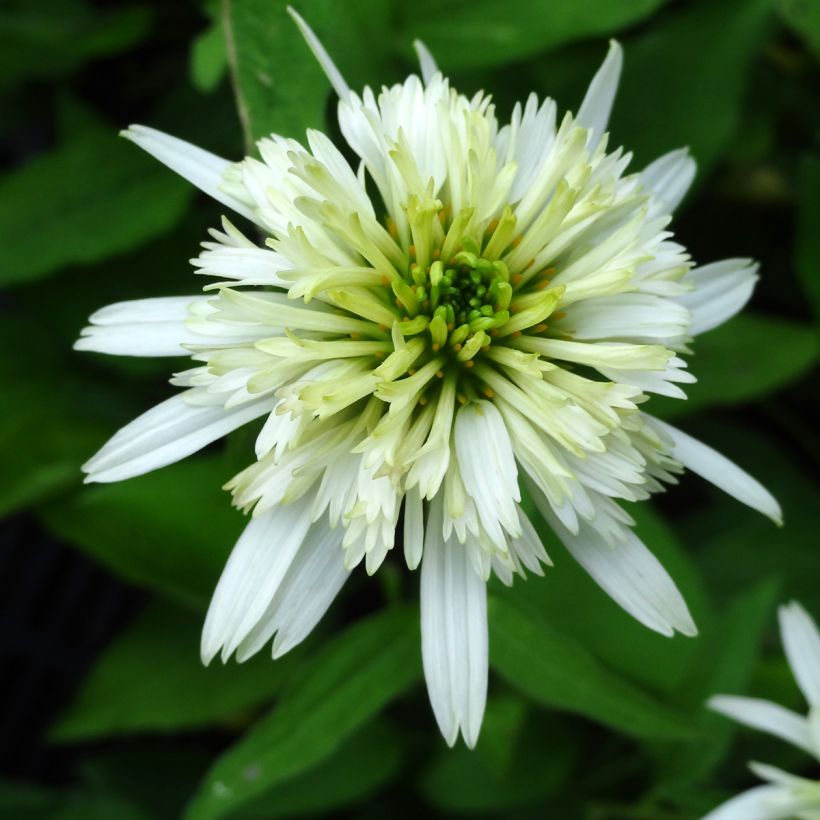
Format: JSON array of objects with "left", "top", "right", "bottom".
[
  {"left": 287, "top": 6, "right": 350, "bottom": 99},
  {"left": 678, "top": 616, "right": 699, "bottom": 638},
  {"left": 413, "top": 39, "right": 439, "bottom": 84}
]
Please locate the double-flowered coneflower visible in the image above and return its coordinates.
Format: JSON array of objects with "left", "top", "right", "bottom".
[{"left": 76, "top": 9, "right": 780, "bottom": 747}]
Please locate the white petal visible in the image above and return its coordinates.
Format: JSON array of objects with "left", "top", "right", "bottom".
[
  {"left": 576, "top": 40, "right": 622, "bottom": 148},
  {"left": 287, "top": 6, "right": 350, "bottom": 99},
  {"left": 648, "top": 416, "right": 782, "bottom": 524},
  {"left": 779, "top": 601, "right": 820, "bottom": 709},
  {"left": 234, "top": 519, "right": 349, "bottom": 662},
  {"left": 421, "top": 497, "right": 488, "bottom": 748},
  {"left": 122, "top": 125, "right": 260, "bottom": 224},
  {"left": 413, "top": 39, "right": 439, "bottom": 84},
  {"left": 83, "top": 392, "right": 274, "bottom": 483},
  {"left": 454, "top": 400, "right": 521, "bottom": 548},
  {"left": 508, "top": 507, "right": 551, "bottom": 575},
  {"left": 255, "top": 403, "right": 301, "bottom": 460},
  {"left": 708, "top": 695, "right": 815, "bottom": 756},
  {"left": 678, "top": 258, "right": 759, "bottom": 335},
  {"left": 403, "top": 486, "right": 425, "bottom": 570},
  {"left": 565, "top": 293, "right": 691, "bottom": 342},
  {"left": 82, "top": 296, "right": 197, "bottom": 326},
  {"left": 534, "top": 493, "right": 696, "bottom": 637},
  {"left": 74, "top": 297, "right": 208, "bottom": 357},
  {"left": 201, "top": 496, "right": 314, "bottom": 663},
  {"left": 640, "top": 148, "right": 696, "bottom": 215},
  {"left": 703, "top": 784, "right": 809, "bottom": 820}
]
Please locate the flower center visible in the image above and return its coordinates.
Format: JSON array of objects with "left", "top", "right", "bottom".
[{"left": 390, "top": 236, "right": 513, "bottom": 371}]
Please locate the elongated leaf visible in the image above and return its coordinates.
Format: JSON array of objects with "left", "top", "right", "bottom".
[
  {"left": 660, "top": 579, "right": 780, "bottom": 787},
  {"left": 655, "top": 313, "right": 818, "bottom": 420},
  {"left": 40, "top": 456, "right": 242, "bottom": 610},
  {"left": 75, "top": 741, "right": 217, "bottom": 820},
  {"left": 0, "top": 128, "right": 192, "bottom": 285},
  {"left": 0, "top": 379, "right": 106, "bottom": 517},
  {"left": 50, "top": 600, "right": 297, "bottom": 742},
  {"left": 0, "top": 780, "right": 150, "bottom": 820},
  {"left": 0, "top": 313, "right": 129, "bottom": 518},
  {"left": 184, "top": 606, "right": 421, "bottom": 820},
  {"left": 191, "top": 19, "right": 228, "bottom": 93},
  {"left": 222, "top": 0, "right": 392, "bottom": 147},
  {"left": 488, "top": 594, "right": 699, "bottom": 740},
  {"left": 0, "top": 0, "right": 153, "bottom": 87},
  {"left": 421, "top": 701, "right": 579, "bottom": 813},
  {"left": 609, "top": 0, "right": 773, "bottom": 172},
  {"left": 0, "top": 781, "right": 58, "bottom": 820},
  {"left": 796, "top": 155, "right": 820, "bottom": 321},
  {"left": 399, "top": 0, "right": 670, "bottom": 70},
  {"left": 235, "top": 719, "right": 403, "bottom": 818},
  {"left": 679, "top": 421, "right": 820, "bottom": 612},
  {"left": 780, "top": 0, "right": 820, "bottom": 59}
]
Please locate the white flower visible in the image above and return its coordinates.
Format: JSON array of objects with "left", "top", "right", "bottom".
[
  {"left": 76, "top": 10, "right": 781, "bottom": 748},
  {"left": 706, "top": 602, "right": 820, "bottom": 819}
]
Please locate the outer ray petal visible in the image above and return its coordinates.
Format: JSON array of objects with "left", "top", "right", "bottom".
[
  {"left": 678, "top": 258, "right": 759, "bottom": 335},
  {"left": 640, "top": 148, "right": 696, "bottom": 215},
  {"left": 121, "top": 125, "right": 260, "bottom": 224},
  {"left": 532, "top": 486, "right": 696, "bottom": 637},
  {"left": 233, "top": 518, "right": 349, "bottom": 662},
  {"left": 779, "top": 602, "right": 820, "bottom": 709},
  {"left": 287, "top": 6, "right": 350, "bottom": 99},
  {"left": 83, "top": 392, "right": 275, "bottom": 483},
  {"left": 421, "top": 498, "right": 488, "bottom": 748},
  {"left": 576, "top": 40, "right": 622, "bottom": 148},
  {"left": 708, "top": 695, "right": 815, "bottom": 757},
  {"left": 703, "top": 784, "right": 815, "bottom": 820},
  {"left": 73, "top": 296, "right": 252, "bottom": 357},
  {"left": 201, "top": 496, "right": 314, "bottom": 663},
  {"left": 413, "top": 39, "right": 439, "bottom": 84},
  {"left": 647, "top": 416, "right": 781, "bottom": 524}
]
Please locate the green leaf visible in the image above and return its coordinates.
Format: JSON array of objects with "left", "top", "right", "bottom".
[
  {"left": 50, "top": 793, "right": 150, "bottom": 820},
  {"left": 40, "top": 456, "right": 242, "bottom": 610},
  {"left": 191, "top": 19, "right": 228, "bottom": 93},
  {"left": 0, "top": 127, "right": 192, "bottom": 286},
  {"left": 0, "top": 0, "right": 153, "bottom": 87},
  {"left": 234, "top": 719, "right": 403, "bottom": 818},
  {"left": 223, "top": 0, "right": 392, "bottom": 148},
  {"left": 0, "top": 781, "right": 150, "bottom": 820},
  {"left": 50, "top": 599, "right": 296, "bottom": 742},
  {"left": 75, "top": 741, "right": 217, "bottom": 820},
  {"left": 796, "top": 155, "right": 820, "bottom": 321},
  {"left": 680, "top": 420, "right": 820, "bottom": 611},
  {"left": 654, "top": 313, "right": 818, "bottom": 420},
  {"left": 183, "top": 606, "right": 421, "bottom": 820},
  {"left": 0, "top": 380, "right": 105, "bottom": 517},
  {"left": 421, "top": 700, "right": 579, "bottom": 813},
  {"left": 0, "top": 781, "right": 58, "bottom": 819},
  {"left": 0, "top": 313, "right": 128, "bottom": 518},
  {"left": 399, "top": 0, "right": 670, "bottom": 70},
  {"left": 488, "top": 593, "right": 699, "bottom": 741},
  {"left": 609, "top": 0, "right": 774, "bottom": 172},
  {"left": 780, "top": 0, "right": 820, "bottom": 59},
  {"left": 659, "top": 579, "right": 780, "bottom": 787}
]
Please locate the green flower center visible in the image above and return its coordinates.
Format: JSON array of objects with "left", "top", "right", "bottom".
[{"left": 390, "top": 236, "right": 513, "bottom": 370}]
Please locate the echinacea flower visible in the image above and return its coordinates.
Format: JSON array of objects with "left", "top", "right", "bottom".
[
  {"left": 76, "top": 9, "right": 781, "bottom": 748},
  {"left": 706, "top": 602, "right": 820, "bottom": 819}
]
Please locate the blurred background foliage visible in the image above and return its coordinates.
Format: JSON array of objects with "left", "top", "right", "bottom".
[{"left": 0, "top": 0, "right": 819, "bottom": 817}]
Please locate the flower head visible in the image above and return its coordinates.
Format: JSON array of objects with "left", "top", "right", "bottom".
[
  {"left": 706, "top": 602, "right": 820, "bottom": 819},
  {"left": 76, "top": 10, "right": 781, "bottom": 747}
]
